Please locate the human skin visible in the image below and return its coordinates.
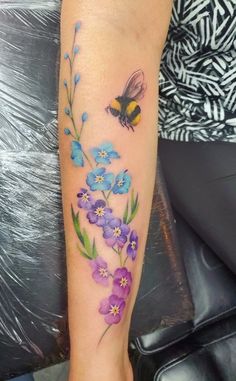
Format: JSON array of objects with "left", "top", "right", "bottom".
[{"left": 58, "top": 1, "right": 172, "bottom": 380}]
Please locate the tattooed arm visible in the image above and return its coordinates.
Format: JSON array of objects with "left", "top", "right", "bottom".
[{"left": 58, "top": 1, "right": 172, "bottom": 380}]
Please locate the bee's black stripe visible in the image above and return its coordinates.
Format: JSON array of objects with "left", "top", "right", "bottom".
[{"left": 128, "top": 105, "right": 141, "bottom": 122}]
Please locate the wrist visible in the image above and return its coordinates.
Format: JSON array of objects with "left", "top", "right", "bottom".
[{"left": 68, "top": 349, "right": 133, "bottom": 381}]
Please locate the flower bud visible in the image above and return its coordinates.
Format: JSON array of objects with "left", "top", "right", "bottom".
[
  {"left": 81, "top": 112, "right": 88, "bottom": 122},
  {"left": 64, "top": 128, "right": 71, "bottom": 135},
  {"left": 74, "top": 74, "right": 80, "bottom": 85},
  {"left": 74, "top": 46, "right": 79, "bottom": 54},
  {"left": 75, "top": 21, "right": 81, "bottom": 31},
  {"left": 64, "top": 107, "right": 70, "bottom": 115}
]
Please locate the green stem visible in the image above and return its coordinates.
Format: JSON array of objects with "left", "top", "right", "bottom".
[
  {"left": 101, "top": 186, "right": 113, "bottom": 208},
  {"left": 69, "top": 131, "right": 76, "bottom": 139},
  {"left": 68, "top": 56, "right": 72, "bottom": 73},
  {"left": 80, "top": 121, "right": 85, "bottom": 138},
  {"left": 69, "top": 38, "right": 75, "bottom": 111},
  {"left": 82, "top": 149, "right": 93, "bottom": 169},
  {"left": 111, "top": 247, "right": 124, "bottom": 267},
  {"left": 65, "top": 84, "right": 80, "bottom": 140},
  {"left": 71, "top": 115, "right": 80, "bottom": 140},
  {"left": 106, "top": 189, "right": 112, "bottom": 201},
  {"left": 123, "top": 255, "right": 129, "bottom": 266},
  {"left": 70, "top": 30, "right": 78, "bottom": 107},
  {"left": 65, "top": 84, "right": 71, "bottom": 104},
  {"left": 68, "top": 60, "right": 74, "bottom": 106},
  {"left": 71, "top": 29, "right": 76, "bottom": 63},
  {"left": 112, "top": 247, "right": 123, "bottom": 266},
  {"left": 72, "top": 85, "right": 76, "bottom": 105},
  {"left": 101, "top": 191, "right": 110, "bottom": 207},
  {"left": 98, "top": 325, "right": 112, "bottom": 346},
  {"left": 119, "top": 249, "right": 123, "bottom": 267}
]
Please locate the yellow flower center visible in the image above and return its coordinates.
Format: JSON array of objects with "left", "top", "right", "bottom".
[
  {"left": 109, "top": 304, "right": 120, "bottom": 316},
  {"left": 98, "top": 150, "right": 108, "bottom": 158},
  {"left": 95, "top": 175, "right": 104, "bottom": 183},
  {"left": 120, "top": 277, "right": 128, "bottom": 288},
  {"left": 113, "top": 227, "right": 121, "bottom": 237},
  {"left": 81, "top": 193, "right": 89, "bottom": 202},
  {"left": 98, "top": 267, "right": 108, "bottom": 278},
  {"left": 95, "top": 207, "right": 105, "bottom": 217},
  {"left": 117, "top": 179, "right": 124, "bottom": 187},
  {"left": 131, "top": 241, "right": 136, "bottom": 250}
]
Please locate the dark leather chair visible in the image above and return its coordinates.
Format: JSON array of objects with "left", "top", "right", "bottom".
[{"left": 130, "top": 141, "right": 236, "bottom": 381}]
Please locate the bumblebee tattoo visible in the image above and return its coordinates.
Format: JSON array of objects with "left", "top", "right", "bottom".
[{"left": 106, "top": 70, "right": 146, "bottom": 131}]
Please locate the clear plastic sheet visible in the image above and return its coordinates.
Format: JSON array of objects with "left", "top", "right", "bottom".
[{"left": 0, "top": 3, "right": 193, "bottom": 379}]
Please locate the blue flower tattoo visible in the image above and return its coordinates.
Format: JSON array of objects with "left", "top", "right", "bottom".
[
  {"left": 86, "top": 168, "right": 114, "bottom": 191},
  {"left": 112, "top": 170, "right": 131, "bottom": 194},
  {"left": 71, "top": 141, "right": 84, "bottom": 167},
  {"left": 91, "top": 142, "right": 120, "bottom": 165}
]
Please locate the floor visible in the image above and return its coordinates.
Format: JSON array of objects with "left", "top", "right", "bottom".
[{"left": 33, "top": 362, "right": 69, "bottom": 381}]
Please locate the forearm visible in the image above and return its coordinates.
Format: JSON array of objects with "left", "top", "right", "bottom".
[{"left": 58, "top": 1, "right": 172, "bottom": 380}]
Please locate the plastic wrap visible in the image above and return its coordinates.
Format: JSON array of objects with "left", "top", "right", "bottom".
[{"left": 0, "top": 2, "right": 193, "bottom": 379}]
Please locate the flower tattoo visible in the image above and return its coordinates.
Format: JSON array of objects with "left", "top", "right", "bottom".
[
  {"left": 87, "top": 199, "right": 112, "bottom": 226},
  {"left": 91, "top": 142, "right": 120, "bottom": 165},
  {"left": 103, "top": 218, "right": 130, "bottom": 248},
  {"left": 112, "top": 268, "right": 132, "bottom": 299},
  {"left": 71, "top": 141, "right": 84, "bottom": 167},
  {"left": 65, "top": 22, "right": 143, "bottom": 343},
  {"left": 90, "top": 257, "right": 110, "bottom": 287},
  {"left": 86, "top": 168, "right": 114, "bottom": 191},
  {"left": 127, "top": 230, "right": 138, "bottom": 260},
  {"left": 112, "top": 170, "right": 131, "bottom": 194},
  {"left": 77, "top": 188, "right": 94, "bottom": 210},
  {"left": 99, "top": 294, "right": 126, "bottom": 325}
]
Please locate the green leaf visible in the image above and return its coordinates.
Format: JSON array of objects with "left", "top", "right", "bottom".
[
  {"left": 71, "top": 205, "right": 84, "bottom": 245},
  {"left": 127, "top": 199, "right": 139, "bottom": 224},
  {"left": 131, "top": 189, "right": 135, "bottom": 210},
  {"left": 131, "top": 190, "right": 139, "bottom": 210},
  {"left": 131, "top": 191, "right": 138, "bottom": 212},
  {"left": 133, "top": 193, "right": 139, "bottom": 211},
  {"left": 92, "top": 239, "right": 98, "bottom": 259},
  {"left": 123, "top": 200, "right": 129, "bottom": 224},
  {"left": 83, "top": 228, "right": 92, "bottom": 257},
  {"left": 77, "top": 244, "right": 92, "bottom": 260},
  {"left": 125, "top": 190, "right": 139, "bottom": 224}
]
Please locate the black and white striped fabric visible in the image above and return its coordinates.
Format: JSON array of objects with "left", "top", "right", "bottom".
[{"left": 159, "top": 0, "right": 236, "bottom": 142}]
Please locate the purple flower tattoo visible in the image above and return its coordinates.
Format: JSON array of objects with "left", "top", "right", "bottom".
[
  {"left": 103, "top": 218, "right": 130, "bottom": 248},
  {"left": 99, "top": 294, "right": 125, "bottom": 324},
  {"left": 112, "top": 267, "right": 132, "bottom": 299},
  {"left": 127, "top": 230, "right": 138, "bottom": 260},
  {"left": 87, "top": 199, "right": 112, "bottom": 227},
  {"left": 90, "top": 256, "right": 110, "bottom": 287},
  {"left": 77, "top": 188, "right": 94, "bottom": 210}
]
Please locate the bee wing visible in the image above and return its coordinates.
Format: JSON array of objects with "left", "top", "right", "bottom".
[{"left": 122, "top": 70, "right": 146, "bottom": 101}]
